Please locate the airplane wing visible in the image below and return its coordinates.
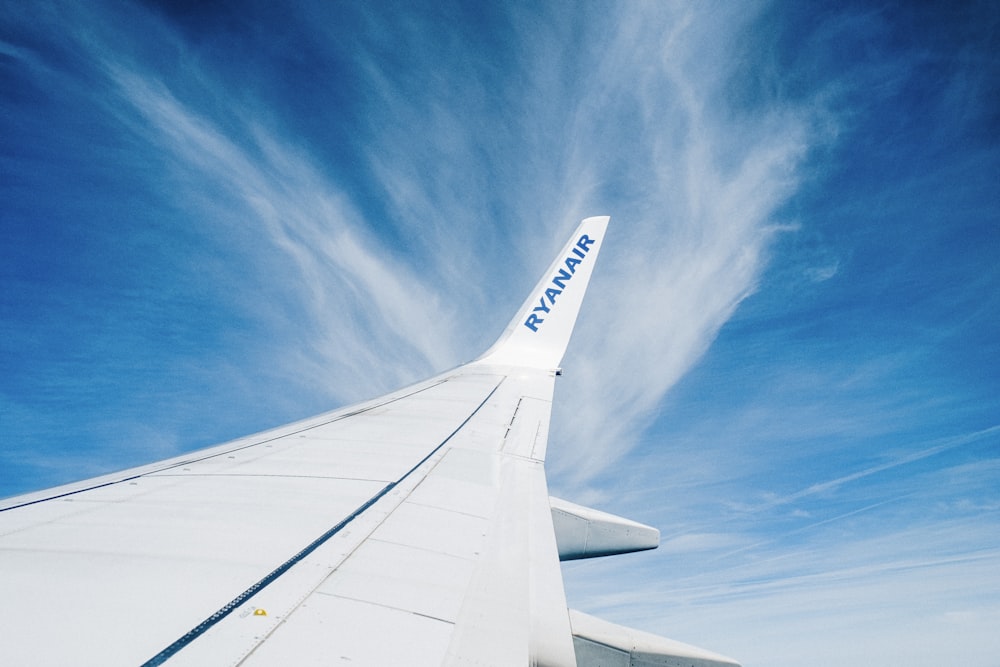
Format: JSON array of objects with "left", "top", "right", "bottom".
[{"left": 0, "top": 216, "right": 739, "bottom": 666}]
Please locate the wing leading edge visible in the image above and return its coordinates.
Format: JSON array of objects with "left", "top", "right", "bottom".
[{"left": 0, "top": 216, "right": 739, "bottom": 666}]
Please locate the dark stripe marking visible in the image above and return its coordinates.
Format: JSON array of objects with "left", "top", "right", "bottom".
[{"left": 141, "top": 378, "right": 503, "bottom": 666}]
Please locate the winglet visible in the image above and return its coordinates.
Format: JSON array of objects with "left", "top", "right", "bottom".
[{"left": 477, "top": 216, "right": 610, "bottom": 370}]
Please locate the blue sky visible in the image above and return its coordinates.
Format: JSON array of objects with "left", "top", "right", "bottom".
[{"left": 2, "top": 1, "right": 998, "bottom": 665}]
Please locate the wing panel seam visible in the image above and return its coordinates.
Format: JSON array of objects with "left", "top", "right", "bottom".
[
  {"left": 1, "top": 378, "right": 454, "bottom": 513},
  {"left": 139, "top": 376, "right": 505, "bottom": 667}
]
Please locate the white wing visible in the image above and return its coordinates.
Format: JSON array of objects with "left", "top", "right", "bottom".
[{"left": 0, "top": 216, "right": 739, "bottom": 666}]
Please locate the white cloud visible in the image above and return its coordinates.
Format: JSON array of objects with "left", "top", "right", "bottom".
[
  {"left": 97, "top": 59, "right": 465, "bottom": 402},
  {"left": 538, "top": 4, "right": 813, "bottom": 488}
]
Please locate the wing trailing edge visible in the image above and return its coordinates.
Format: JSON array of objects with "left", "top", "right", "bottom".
[{"left": 570, "top": 609, "right": 741, "bottom": 667}]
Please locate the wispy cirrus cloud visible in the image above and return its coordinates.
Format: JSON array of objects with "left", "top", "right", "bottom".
[
  {"left": 81, "top": 1, "right": 819, "bottom": 496},
  {"left": 100, "top": 63, "right": 461, "bottom": 394},
  {"left": 536, "top": 4, "right": 815, "bottom": 489},
  {"left": 565, "top": 468, "right": 1000, "bottom": 666}
]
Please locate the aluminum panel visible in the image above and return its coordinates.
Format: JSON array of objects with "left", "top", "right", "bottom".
[
  {"left": 317, "top": 539, "right": 475, "bottom": 622},
  {"left": 240, "top": 593, "right": 454, "bottom": 667}
]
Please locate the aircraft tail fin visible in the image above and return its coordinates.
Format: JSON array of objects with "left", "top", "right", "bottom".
[{"left": 477, "top": 216, "right": 610, "bottom": 370}]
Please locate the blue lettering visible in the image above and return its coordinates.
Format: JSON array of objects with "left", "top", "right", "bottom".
[
  {"left": 523, "top": 234, "right": 600, "bottom": 333},
  {"left": 552, "top": 268, "right": 573, "bottom": 289}
]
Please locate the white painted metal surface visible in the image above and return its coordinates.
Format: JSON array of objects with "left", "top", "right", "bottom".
[
  {"left": 478, "top": 216, "right": 610, "bottom": 370},
  {"left": 0, "top": 371, "right": 505, "bottom": 666},
  {"left": 550, "top": 495, "right": 660, "bottom": 560},
  {"left": 570, "top": 609, "right": 741, "bottom": 667}
]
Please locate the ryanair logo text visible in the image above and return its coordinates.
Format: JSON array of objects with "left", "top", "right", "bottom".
[{"left": 523, "top": 233, "right": 597, "bottom": 332}]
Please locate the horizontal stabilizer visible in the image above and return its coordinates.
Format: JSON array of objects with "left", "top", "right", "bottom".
[
  {"left": 550, "top": 496, "right": 659, "bottom": 561},
  {"left": 570, "top": 609, "right": 741, "bottom": 667}
]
